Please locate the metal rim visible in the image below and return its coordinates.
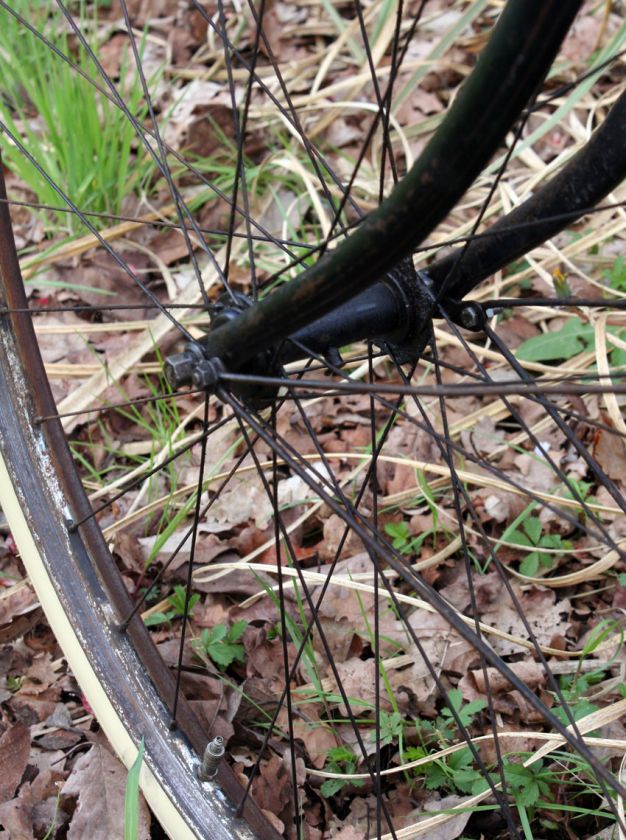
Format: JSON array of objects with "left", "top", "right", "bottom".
[{"left": 0, "top": 176, "right": 278, "bottom": 840}]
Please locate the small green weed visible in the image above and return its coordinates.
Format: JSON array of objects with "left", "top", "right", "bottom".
[
  {"left": 552, "top": 267, "right": 572, "bottom": 298},
  {"left": 551, "top": 618, "right": 623, "bottom": 725},
  {"left": 370, "top": 709, "right": 404, "bottom": 748},
  {"left": 418, "top": 688, "right": 486, "bottom": 745},
  {"left": 261, "top": 571, "right": 325, "bottom": 694},
  {"left": 320, "top": 746, "right": 364, "bottom": 798},
  {"left": 385, "top": 520, "right": 413, "bottom": 552},
  {"left": 384, "top": 472, "right": 451, "bottom": 556},
  {"left": 383, "top": 517, "right": 436, "bottom": 556},
  {"left": 6, "top": 674, "right": 22, "bottom": 692},
  {"left": 508, "top": 514, "right": 572, "bottom": 577},
  {"left": 558, "top": 476, "right": 594, "bottom": 508},
  {"left": 516, "top": 313, "right": 626, "bottom": 366},
  {"left": 418, "top": 746, "right": 482, "bottom": 794},
  {"left": 403, "top": 690, "right": 487, "bottom": 796},
  {"left": 603, "top": 255, "right": 626, "bottom": 293},
  {"left": 192, "top": 620, "right": 248, "bottom": 670},
  {"left": 167, "top": 585, "right": 200, "bottom": 617},
  {"left": 502, "top": 759, "right": 553, "bottom": 838},
  {"left": 124, "top": 738, "right": 145, "bottom": 840},
  {"left": 516, "top": 316, "right": 595, "bottom": 363},
  {"left": 552, "top": 669, "right": 601, "bottom": 726},
  {"left": 144, "top": 584, "right": 200, "bottom": 627},
  {"left": 408, "top": 745, "right": 555, "bottom": 839}
]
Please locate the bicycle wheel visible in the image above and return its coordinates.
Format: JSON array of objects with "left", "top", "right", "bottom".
[{"left": 1, "top": 1, "right": 626, "bottom": 838}]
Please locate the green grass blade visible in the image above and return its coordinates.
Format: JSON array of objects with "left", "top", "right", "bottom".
[{"left": 124, "top": 737, "right": 145, "bottom": 840}]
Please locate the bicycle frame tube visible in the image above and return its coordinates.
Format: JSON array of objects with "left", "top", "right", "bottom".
[
  {"left": 195, "top": 0, "right": 582, "bottom": 370},
  {"left": 428, "top": 87, "right": 626, "bottom": 303},
  {"left": 167, "top": 80, "right": 626, "bottom": 391}
]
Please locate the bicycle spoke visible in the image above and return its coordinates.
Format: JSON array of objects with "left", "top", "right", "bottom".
[
  {"left": 319, "top": 0, "right": 431, "bottom": 254},
  {"left": 214, "top": 0, "right": 261, "bottom": 293},
  {"left": 193, "top": 0, "right": 360, "bottom": 229},
  {"left": 55, "top": 0, "right": 235, "bottom": 306},
  {"left": 0, "top": 0, "right": 297, "bottom": 258},
  {"left": 0, "top": 195, "right": 316, "bottom": 249},
  {"left": 69, "top": 414, "right": 231, "bottom": 530},
  {"left": 171, "top": 391, "right": 211, "bottom": 726},
  {"left": 223, "top": 380, "right": 624, "bottom": 832},
  {"left": 34, "top": 388, "right": 203, "bottom": 423},
  {"left": 418, "top": 332, "right": 521, "bottom": 837},
  {"left": 220, "top": 381, "right": 626, "bottom": 828},
  {"left": 229, "top": 410, "right": 400, "bottom": 837},
  {"left": 391, "top": 343, "right": 625, "bottom": 830}
]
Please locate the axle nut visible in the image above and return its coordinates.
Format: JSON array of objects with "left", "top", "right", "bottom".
[
  {"left": 459, "top": 303, "right": 483, "bottom": 331},
  {"left": 192, "top": 358, "right": 223, "bottom": 391},
  {"left": 164, "top": 353, "right": 194, "bottom": 388},
  {"left": 164, "top": 343, "right": 205, "bottom": 388}
]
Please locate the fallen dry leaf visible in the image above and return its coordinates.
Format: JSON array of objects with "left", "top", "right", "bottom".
[
  {"left": 250, "top": 754, "right": 300, "bottom": 838},
  {"left": 62, "top": 744, "right": 150, "bottom": 840},
  {"left": 468, "top": 660, "right": 546, "bottom": 694},
  {"left": 0, "top": 586, "right": 38, "bottom": 627},
  {"left": 408, "top": 792, "right": 471, "bottom": 839},
  {"left": 592, "top": 427, "right": 626, "bottom": 482},
  {"left": 0, "top": 724, "right": 30, "bottom": 805},
  {"left": 0, "top": 782, "right": 34, "bottom": 840}
]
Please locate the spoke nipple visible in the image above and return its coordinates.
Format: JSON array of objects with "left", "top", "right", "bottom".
[
  {"left": 65, "top": 517, "right": 76, "bottom": 533},
  {"left": 197, "top": 735, "right": 225, "bottom": 781},
  {"left": 168, "top": 719, "right": 178, "bottom": 732}
]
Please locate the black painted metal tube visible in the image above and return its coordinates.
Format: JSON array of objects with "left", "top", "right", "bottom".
[
  {"left": 280, "top": 259, "right": 426, "bottom": 362},
  {"left": 199, "top": 0, "right": 581, "bottom": 370},
  {"left": 280, "top": 281, "right": 404, "bottom": 362},
  {"left": 283, "top": 87, "right": 626, "bottom": 357},
  {"left": 427, "top": 86, "right": 626, "bottom": 301}
]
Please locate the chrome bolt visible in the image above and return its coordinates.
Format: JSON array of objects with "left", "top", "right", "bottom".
[{"left": 197, "top": 736, "right": 225, "bottom": 781}]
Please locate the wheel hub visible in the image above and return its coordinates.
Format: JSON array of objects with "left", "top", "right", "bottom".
[{"left": 163, "top": 263, "right": 438, "bottom": 408}]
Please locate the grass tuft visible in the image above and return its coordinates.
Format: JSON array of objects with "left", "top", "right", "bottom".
[{"left": 0, "top": 0, "right": 158, "bottom": 233}]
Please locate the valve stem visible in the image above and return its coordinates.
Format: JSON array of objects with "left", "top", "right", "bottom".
[{"left": 197, "top": 736, "right": 225, "bottom": 781}]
